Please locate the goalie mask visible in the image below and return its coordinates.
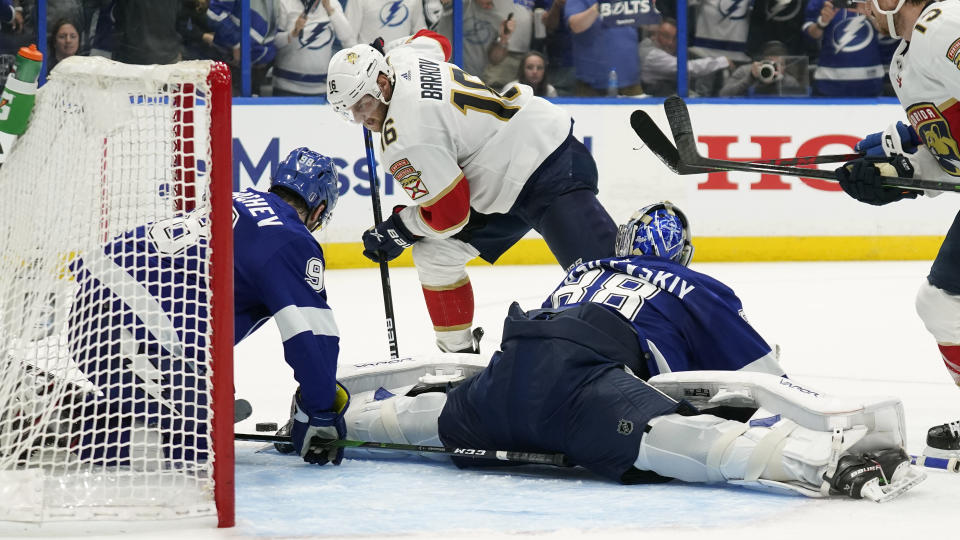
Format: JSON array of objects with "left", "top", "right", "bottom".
[
  {"left": 615, "top": 201, "right": 693, "bottom": 266},
  {"left": 327, "top": 44, "right": 394, "bottom": 123},
  {"left": 271, "top": 147, "right": 341, "bottom": 232}
]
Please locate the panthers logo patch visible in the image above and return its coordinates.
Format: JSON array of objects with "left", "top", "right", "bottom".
[
  {"left": 346, "top": 52, "right": 359, "bottom": 64},
  {"left": 907, "top": 101, "right": 960, "bottom": 177},
  {"left": 390, "top": 157, "right": 430, "bottom": 200}
]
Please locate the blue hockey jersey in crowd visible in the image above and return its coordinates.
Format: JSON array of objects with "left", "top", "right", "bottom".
[
  {"left": 71, "top": 188, "right": 340, "bottom": 419},
  {"left": 543, "top": 256, "right": 784, "bottom": 377}
]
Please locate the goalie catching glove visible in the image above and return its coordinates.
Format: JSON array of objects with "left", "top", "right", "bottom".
[
  {"left": 291, "top": 383, "right": 351, "bottom": 465},
  {"left": 835, "top": 155, "right": 921, "bottom": 206}
]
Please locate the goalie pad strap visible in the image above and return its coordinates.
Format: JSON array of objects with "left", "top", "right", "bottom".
[
  {"left": 378, "top": 397, "right": 408, "bottom": 444},
  {"left": 743, "top": 419, "right": 797, "bottom": 481},
  {"left": 706, "top": 422, "right": 749, "bottom": 482}
]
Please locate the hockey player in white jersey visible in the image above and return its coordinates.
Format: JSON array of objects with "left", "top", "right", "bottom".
[
  {"left": 326, "top": 31, "right": 619, "bottom": 354},
  {"left": 834, "top": 0, "right": 960, "bottom": 458}
]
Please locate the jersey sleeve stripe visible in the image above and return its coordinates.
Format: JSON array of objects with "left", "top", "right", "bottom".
[
  {"left": 417, "top": 174, "right": 471, "bottom": 233},
  {"left": 274, "top": 305, "right": 340, "bottom": 341}
]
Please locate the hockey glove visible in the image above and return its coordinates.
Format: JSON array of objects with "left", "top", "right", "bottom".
[
  {"left": 362, "top": 211, "right": 421, "bottom": 263},
  {"left": 855, "top": 121, "right": 921, "bottom": 157},
  {"left": 836, "top": 155, "right": 921, "bottom": 206},
  {"left": 291, "top": 383, "right": 350, "bottom": 465}
]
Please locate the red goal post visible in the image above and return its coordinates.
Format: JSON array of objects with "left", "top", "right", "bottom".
[{"left": 0, "top": 57, "right": 234, "bottom": 530}]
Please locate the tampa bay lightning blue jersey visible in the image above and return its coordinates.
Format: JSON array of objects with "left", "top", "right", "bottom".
[
  {"left": 543, "top": 256, "right": 784, "bottom": 377},
  {"left": 72, "top": 188, "right": 340, "bottom": 417}
]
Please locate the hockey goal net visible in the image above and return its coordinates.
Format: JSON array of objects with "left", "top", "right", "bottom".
[{"left": 0, "top": 57, "right": 234, "bottom": 530}]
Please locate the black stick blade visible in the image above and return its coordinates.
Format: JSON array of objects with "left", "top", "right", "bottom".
[
  {"left": 630, "top": 110, "right": 680, "bottom": 173},
  {"left": 663, "top": 95, "right": 693, "bottom": 140}
]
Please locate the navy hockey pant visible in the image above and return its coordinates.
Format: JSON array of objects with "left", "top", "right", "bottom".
[{"left": 439, "top": 302, "right": 686, "bottom": 483}]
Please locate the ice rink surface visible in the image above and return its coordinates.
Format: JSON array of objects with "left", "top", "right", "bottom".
[{"left": 85, "top": 261, "right": 960, "bottom": 540}]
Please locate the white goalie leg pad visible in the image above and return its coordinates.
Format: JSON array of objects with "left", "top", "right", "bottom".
[
  {"left": 344, "top": 391, "right": 447, "bottom": 460},
  {"left": 648, "top": 370, "right": 906, "bottom": 455},
  {"left": 634, "top": 409, "right": 868, "bottom": 496},
  {"left": 337, "top": 352, "right": 489, "bottom": 396}
]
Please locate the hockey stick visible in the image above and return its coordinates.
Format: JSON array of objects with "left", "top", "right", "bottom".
[
  {"left": 911, "top": 454, "right": 960, "bottom": 473},
  {"left": 629, "top": 110, "right": 859, "bottom": 174},
  {"left": 363, "top": 127, "right": 400, "bottom": 359},
  {"left": 235, "top": 432, "right": 570, "bottom": 466},
  {"left": 662, "top": 96, "right": 960, "bottom": 192}
]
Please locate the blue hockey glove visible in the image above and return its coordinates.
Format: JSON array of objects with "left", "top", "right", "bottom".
[
  {"left": 855, "top": 121, "right": 921, "bottom": 157},
  {"left": 835, "top": 155, "right": 920, "bottom": 206},
  {"left": 291, "top": 383, "right": 350, "bottom": 465},
  {"left": 362, "top": 211, "right": 421, "bottom": 263}
]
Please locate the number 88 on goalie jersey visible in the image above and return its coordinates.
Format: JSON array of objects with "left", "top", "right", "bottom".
[{"left": 544, "top": 256, "right": 785, "bottom": 378}]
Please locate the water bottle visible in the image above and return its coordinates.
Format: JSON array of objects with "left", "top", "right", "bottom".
[
  {"left": 607, "top": 69, "right": 618, "bottom": 97},
  {"left": 0, "top": 44, "right": 43, "bottom": 164},
  {"left": 0, "top": 44, "right": 43, "bottom": 136}
]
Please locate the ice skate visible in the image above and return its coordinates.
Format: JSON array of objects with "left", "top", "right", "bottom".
[{"left": 923, "top": 420, "right": 960, "bottom": 459}]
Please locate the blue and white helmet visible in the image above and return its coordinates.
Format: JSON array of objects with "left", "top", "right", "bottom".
[
  {"left": 271, "top": 147, "right": 340, "bottom": 231},
  {"left": 615, "top": 201, "right": 693, "bottom": 266}
]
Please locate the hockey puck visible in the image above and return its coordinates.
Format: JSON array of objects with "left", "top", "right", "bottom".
[{"left": 256, "top": 422, "right": 279, "bottom": 432}]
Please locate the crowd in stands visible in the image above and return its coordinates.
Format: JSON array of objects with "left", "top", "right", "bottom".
[{"left": 0, "top": 0, "right": 901, "bottom": 98}]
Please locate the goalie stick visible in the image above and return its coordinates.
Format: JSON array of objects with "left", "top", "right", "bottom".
[
  {"left": 911, "top": 454, "right": 960, "bottom": 473},
  {"left": 234, "top": 432, "right": 570, "bottom": 466},
  {"left": 660, "top": 96, "right": 960, "bottom": 192},
  {"left": 629, "top": 110, "right": 859, "bottom": 174}
]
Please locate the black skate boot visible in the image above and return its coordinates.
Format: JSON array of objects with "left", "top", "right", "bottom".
[
  {"left": 274, "top": 390, "right": 298, "bottom": 454},
  {"left": 924, "top": 420, "right": 960, "bottom": 458},
  {"left": 824, "top": 448, "right": 921, "bottom": 502}
]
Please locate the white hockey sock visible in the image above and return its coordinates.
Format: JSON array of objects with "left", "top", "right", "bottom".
[{"left": 436, "top": 328, "right": 474, "bottom": 353}]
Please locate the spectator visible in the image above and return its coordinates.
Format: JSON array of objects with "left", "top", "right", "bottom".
[
  {"left": 432, "top": 0, "right": 519, "bottom": 79},
  {"left": 803, "top": 0, "right": 883, "bottom": 97},
  {"left": 113, "top": 0, "right": 183, "bottom": 65},
  {"left": 718, "top": 40, "right": 806, "bottom": 96},
  {"left": 501, "top": 50, "right": 555, "bottom": 96},
  {"left": 47, "top": 18, "right": 79, "bottom": 70},
  {"left": 688, "top": 0, "right": 753, "bottom": 63},
  {"left": 0, "top": 0, "right": 24, "bottom": 63},
  {"left": 86, "top": 1, "right": 114, "bottom": 58},
  {"left": 342, "top": 0, "right": 427, "bottom": 47},
  {"left": 180, "top": 0, "right": 226, "bottom": 62},
  {"left": 481, "top": 0, "right": 533, "bottom": 90},
  {"left": 747, "top": 0, "right": 810, "bottom": 59},
  {"left": 207, "top": 0, "right": 278, "bottom": 95},
  {"left": 272, "top": 0, "right": 352, "bottom": 96},
  {"left": 536, "top": 0, "right": 574, "bottom": 95},
  {"left": 565, "top": 0, "right": 641, "bottom": 96},
  {"left": 639, "top": 17, "right": 731, "bottom": 97}
]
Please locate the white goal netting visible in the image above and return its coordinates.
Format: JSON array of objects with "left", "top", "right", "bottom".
[{"left": 0, "top": 57, "right": 232, "bottom": 529}]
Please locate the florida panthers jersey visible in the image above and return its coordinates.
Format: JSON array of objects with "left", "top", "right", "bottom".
[
  {"left": 890, "top": 0, "right": 960, "bottom": 180},
  {"left": 543, "top": 256, "right": 784, "bottom": 377},
  {"left": 382, "top": 33, "right": 571, "bottom": 239},
  {"left": 71, "top": 189, "right": 341, "bottom": 417}
]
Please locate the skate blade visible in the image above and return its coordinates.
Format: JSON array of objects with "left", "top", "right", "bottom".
[{"left": 860, "top": 467, "right": 927, "bottom": 503}]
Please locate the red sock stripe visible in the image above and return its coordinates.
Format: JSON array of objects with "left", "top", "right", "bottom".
[
  {"left": 422, "top": 279, "right": 474, "bottom": 330},
  {"left": 938, "top": 344, "right": 960, "bottom": 383}
]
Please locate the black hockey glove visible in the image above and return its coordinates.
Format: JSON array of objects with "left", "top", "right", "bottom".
[
  {"left": 362, "top": 210, "right": 421, "bottom": 263},
  {"left": 290, "top": 383, "right": 350, "bottom": 465},
  {"left": 835, "top": 155, "right": 921, "bottom": 206}
]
